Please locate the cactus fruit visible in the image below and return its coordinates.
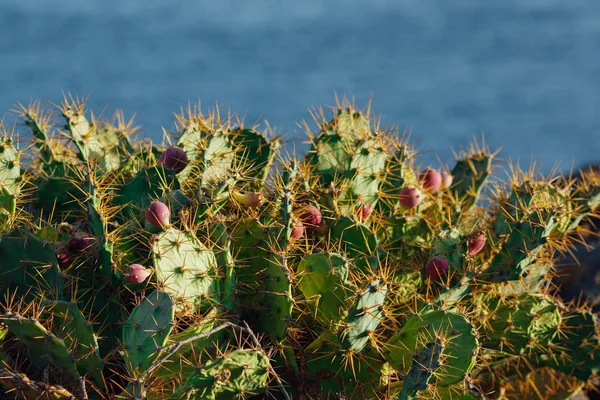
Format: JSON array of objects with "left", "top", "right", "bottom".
[
  {"left": 399, "top": 187, "right": 423, "bottom": 210},
  {"left": 290, "top": 221, "right": 304, "bottom": 239},
  {"left": 56, "top": 251, "right": 70, "bottom": 269},
  {"left": 68, "top": 231, "right": 94, "bottom": 253},
  {"left": 466, "top": 231, "right": 486, "bottom": 256},
  {"left": 425, "top": 256, "right": 449, "bottom": 282},
  {"left": 301, "top": 204, "right": 322, "bottom": 229},
  {"left": 441, "top": 170, "right": 453, "bottom": 189},
  {"left": 146, "top": 200, "right": 171, "bottom": 228},
  {"left": 158, "top": 146, "right": 189, "bottom": 173},
  {"left": 230, "top": 188, "right": 264, "bottom": 208},
  {"left": 124, "top": 263, "right": 151, "bottom": 284},
  {"left": 419, "top": 168, "right": 443, "bottom": 194},
  {"left": 356, "top": 202, "right": 373, "bottom": 220}
]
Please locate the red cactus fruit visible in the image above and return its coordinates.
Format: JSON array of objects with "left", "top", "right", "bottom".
[
  {"left": 290, "top": 221, "right": 305, "bottom": 240},
  {"left": 146, "top": 201, "right": 171, "bottom": 228},
  {"left": 125, "top": 264, "right": 151, "bottom": 284},
  {"left": 425, "top": 256, "right": 449, "bottom": 282},
  {"left": 467, "top": 231, "right": 486, "bottom": 256},
  {"left": 158, "top": 146, "right": 189, "bottom": 173},
  {"left": 357, "top": 202, "right": 373, "bottom": 220},
  {"left": 441, "top": 171, "right": 454, "bottom": 189},
  {"left": 56, "top": 251, "right": 70, "bottom": 269},
  {"left": 301, "top": 205, "right": 322, "bottom": 229},
  {"left": 68, "top": 232, "right": 94, "bottom": 253},
  {"left": 231, "top": 189, "right": 264, "bottom": 208},
  {"left": 419, "top": 168, "right": 443, "bottom": 194},
  {"left": 399, "top": 187, "right": 423, "bottom": 210}
]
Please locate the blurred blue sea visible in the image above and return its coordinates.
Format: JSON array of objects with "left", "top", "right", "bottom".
[{"left": 1, "top": 0, "right": 599, "bottom": 172}]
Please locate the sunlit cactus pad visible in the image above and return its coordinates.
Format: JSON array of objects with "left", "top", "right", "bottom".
[{"left": 0, "top": 94, "right": 598, "bottom": 399}]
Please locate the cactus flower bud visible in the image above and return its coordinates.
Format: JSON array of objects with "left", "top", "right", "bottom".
[
  {"left": 125, "top": 264, "right": 151, "bottom": 284},
  {"left": 158, "top": 146, "right": 189, "bottom": 173},
  {"left": 146, "top": 201, "right": 171, "bottom": 228},
  {"left": 231, "top": 189, "right": 264, "bottom": 208},
  {"left": 425, "top": 256, "right": 449, "bottom": 282}
]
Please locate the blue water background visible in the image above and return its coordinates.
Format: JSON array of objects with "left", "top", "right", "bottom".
[{"left": 1, "top": 0, "right": 599, "bottom": 173}]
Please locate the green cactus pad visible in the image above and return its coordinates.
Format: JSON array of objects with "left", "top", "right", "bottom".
[
  {"left": 171, "top": 348, "right": 271, "bottom": 400},
  {"left": 0, "top": 230, "right": 64, "bottom": 301},
  {"left": 476, "top": 293, "right": 561, "bottom": 355},
  {"left": 297, "top": 253, "right": 355, "bottom": 329},
  {"left": 342, "top": 279, "right": 387, "bottom": 352},
  {"left": 449, "top": 151, "right": 492, "bottom": 218},
  {"left": 329, "top": 216, "right": 378, "bottom": 272},
  {"left": 431, "top": 229, "right": 466, "bottom": 273},
  {"left": 153, "top": 307, "right": 224, "bottom": 383},
  {"left": 384, "top": 309, "right": 478, "bottom": 386},
  {"left": 43, "top": 300, "right": 104, "bottom": 387},
  {"left": 546, "top": 308, "right": 599, "bottom": 381},
  {"left": 2, "top": 313, "right": 78, "bottom": 376},
  {"left": 152, "top": 228, "right": 218, "bottom": 311},
  {"left": 122, "top": 290, "right": 175, "bottom": 376},
  {"left": 228, "top": 127, "right": 277, "bottom": 188},
  {"left": 397, "top": 338, "right": 443, "bottom": 400},
  {"left": 117, "top": 166, "right": 180, "bottom": 215}
]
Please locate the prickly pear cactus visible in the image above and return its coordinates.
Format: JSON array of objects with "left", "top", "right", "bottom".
[{"left": 0, "top": 96, "right": 597, "bottom": 400}]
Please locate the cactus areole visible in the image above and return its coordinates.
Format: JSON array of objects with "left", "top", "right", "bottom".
[
  {"left": 146, "top": 201, "right": 171, "bottom": 228},
  {"left": 425, "top": 256, "right": 449, "bottom": 282},
  {"left": 158, "top": 146, "right": 189, "bottom": 173}
]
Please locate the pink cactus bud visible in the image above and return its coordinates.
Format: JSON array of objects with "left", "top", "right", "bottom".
[
  {"left": 146, "top": 201, "right": 171, "bottom": 228},
  {"left": 68, "top": 232, "right": 94, "bottom": 253},
  {"left": 158, "top": 146, "right": 189, "bottom": 173},
  {"left": 419, "top": 168, "right": 443, "bottom": 194},
  {"left": 125, "top": 264, "right": 151, "bottom": 284},
  {"left": 425, "top": 256, "right": 449, "bottom": 282},
  {"left": 56, "top": 251, "right": 70, "bottom": 269},
  {"left": 399, "top": 187, "right": 423, "bottom": 210},
  {"left": 290, "top": 221, "right": 304, "bottom": 240},
  {"left": 467, "top": 231, "right": 486, "bottom": 256},
  {"left": 441, "top": 171, "right": 454, "bottom": 189},
  {"left": 357, "top": 202, "right": 373, "bottom": 220},
  {"left": 301, "top": 205, "right": 322, "bottom": 229},
  {"left": 231, "top": 189, "right": 264, "bottom": 208}
]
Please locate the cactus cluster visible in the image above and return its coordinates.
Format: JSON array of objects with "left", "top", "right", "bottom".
[{"left": 0, "top": 95, "right": 598, "bottom": 400}]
